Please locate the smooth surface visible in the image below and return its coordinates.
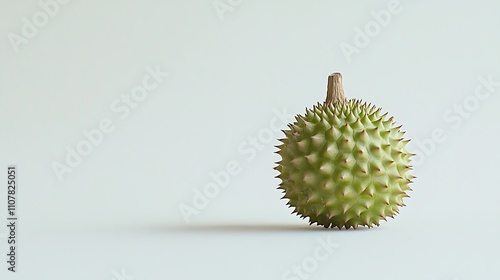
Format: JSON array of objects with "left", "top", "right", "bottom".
[{"left": 1, "top": 0, "right": 500, "bottom": 279}]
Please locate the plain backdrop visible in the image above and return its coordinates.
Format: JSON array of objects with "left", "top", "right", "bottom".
[{"left": 1, "top": 0, "right": 499, "bottom": 279}]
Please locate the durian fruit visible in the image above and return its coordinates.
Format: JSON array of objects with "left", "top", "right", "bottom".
[{"left": 275, "top": 73, "right": 415, "bottom": 229}]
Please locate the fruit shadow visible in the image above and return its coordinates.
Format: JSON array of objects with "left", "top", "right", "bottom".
[{"left": 164, "top": 224, "right": 374, "bottom": 232}]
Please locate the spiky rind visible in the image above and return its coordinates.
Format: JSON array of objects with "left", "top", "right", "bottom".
[{"left": 275, "top": 99, "right": 414, "bottom": 229}]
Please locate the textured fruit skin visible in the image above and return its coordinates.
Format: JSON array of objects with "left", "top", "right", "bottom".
[{"left": 275, "top": 100, "right": 414, "bottom": 229}]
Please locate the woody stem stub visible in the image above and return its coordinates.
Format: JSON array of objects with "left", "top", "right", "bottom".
[{"left": 326, "top": 72, "right": 347, "bottom": 105}]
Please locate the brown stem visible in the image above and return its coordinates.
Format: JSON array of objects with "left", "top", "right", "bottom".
[{"left": 325, "top": 72, "right": 347, "bottom": 105}]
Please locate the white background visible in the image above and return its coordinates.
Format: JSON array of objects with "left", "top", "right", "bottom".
[{"left": 1, "top": 0, "right": 499, "bottom": 279}]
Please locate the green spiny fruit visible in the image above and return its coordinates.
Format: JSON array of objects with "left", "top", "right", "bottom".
[{"left": 275, "top": 73, "right": 415, "bottom": 229}]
